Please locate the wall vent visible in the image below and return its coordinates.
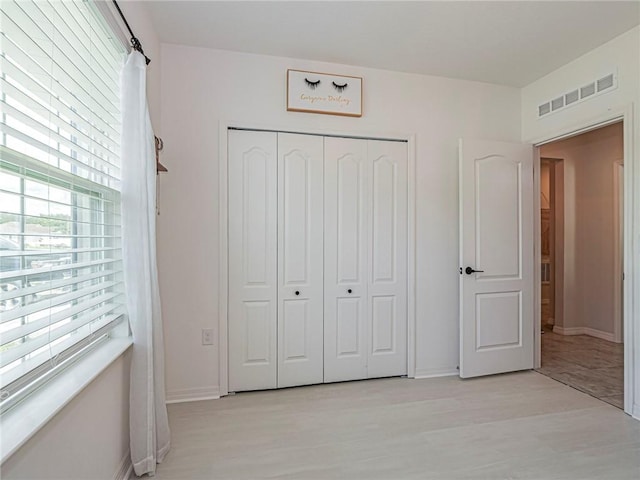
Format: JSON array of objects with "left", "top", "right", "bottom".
[
  {"left": 565, "top": 89, "right": 579, "bottom": 105},
  {"left": 538, "top": 102, "right": 551, "bottom": 116},
  {"left": 537, "top": 71, "right": 617, "bottom": 118},
  {"left": 581, "top": 82, "right": 596, "bottom": 99},
  {"left": 551, "top": 96, "right": 564, "bottom": 111},
  {"left": 597, "top": 73, "right": 614, "bottom": 91}
]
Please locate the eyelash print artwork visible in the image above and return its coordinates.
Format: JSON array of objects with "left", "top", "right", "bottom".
[
  {"left": 305, "top": 78, "right": 321, "bottom": 90},
  {"left": 287, "top": 69, "right": 362, "bottom": 117},
  {"left": 332, "top": 82, "right": 348, "bottom": 92}
]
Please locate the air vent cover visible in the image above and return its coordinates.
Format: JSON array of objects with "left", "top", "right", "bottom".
[
  {"left": 537, "top": 71, "right": 617, "bottom": 118},
  {"left": 565, "top": 90, "right": 579, "bottom": 105},
  {"left": 551, "top": 96, "right": 564, "bottom": 111},
  {"left": 597, "top": 74, "right": 614, "bottom": 91},
  {"left": 581, "top": 83, "right": 596, "bottom": 99},
  {"left": 538, "top": 103, "right": 551, "bottom": 116}
]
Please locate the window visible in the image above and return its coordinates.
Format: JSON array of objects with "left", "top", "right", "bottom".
[{"left": 0, "top": 0, "right": 126, "bottom": 411}]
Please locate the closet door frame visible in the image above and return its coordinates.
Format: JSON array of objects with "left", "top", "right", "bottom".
[{"left": 219, "top": 121, "right": 416, "bottom": 397}]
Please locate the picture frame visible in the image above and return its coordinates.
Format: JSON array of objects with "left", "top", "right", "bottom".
[{"left": 287, "top": 69, "right": 362, "bottom": 117}]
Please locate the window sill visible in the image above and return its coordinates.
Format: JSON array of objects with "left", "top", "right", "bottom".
[{"left": 0, "top": 337, "right": 133, "bottom": 464}]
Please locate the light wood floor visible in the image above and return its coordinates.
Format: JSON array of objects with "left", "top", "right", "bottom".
[
  {"left": 156, "top": 372, "right": 640, "bottom": 479},
  {"left": 538, "top": 328, "right": 624, "bottom": 409}
]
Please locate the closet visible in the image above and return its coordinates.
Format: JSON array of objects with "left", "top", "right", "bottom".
[{"left": 228, "top": 129, "right": 408, "bottom": 392}]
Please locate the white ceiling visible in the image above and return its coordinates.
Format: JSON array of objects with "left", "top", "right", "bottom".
[{"left": 143, "top": 1, "right": 640, "bottom": 87}]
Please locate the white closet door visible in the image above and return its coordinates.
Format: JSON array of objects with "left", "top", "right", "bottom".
[
  {"left": 228, "top": 130, "right": 278, "bottom": 392},
  {"left": 324, "top": 137, "right": 369, "bottom": 382},
  {"left": 367, "top": 140, "right": 408, "bottom": 378},
  {"left": 277, "top": 133, "right": 324, "bottom": 388}
]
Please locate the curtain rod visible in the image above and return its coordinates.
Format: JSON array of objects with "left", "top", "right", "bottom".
[{"left": 112, "top": 0, "right": 151, "bottom": 65}]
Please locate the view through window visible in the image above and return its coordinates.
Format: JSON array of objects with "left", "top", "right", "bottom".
[{"left": 0, "top": 0, "right": 127, "bottom": 409}]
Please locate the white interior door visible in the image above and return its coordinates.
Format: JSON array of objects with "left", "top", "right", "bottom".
[
  {"left": 367, "top": 140, "right": 408, "bottom": 378},
  {"left": 228, "top": 130, "right": 278, "bottom": 391},
  {"left": 277, "top": 133, "right": 324, "bottom": 387},
  {"left": 459, "top": 139, "right": 534, "bottom": 378},
  {"left": 324, "top": 137, "right": 368, "bottom": 382}
]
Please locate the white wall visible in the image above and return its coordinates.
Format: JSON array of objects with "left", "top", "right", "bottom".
[
  {"left": 541, "top": 123, "right": 624, "bottom": 335},
  {"left": 522, "top": 26, "right": 639, "bottom": 416},
  {"left": 157, "top": 44, "right": 521, "bottom": 398},
  {"left": 522, "top": 27, "right": 639, "bottom": 143},
  {"left": 1, "top": 352, "right": 132, "bottom": 480},
  {"left": 1, "top": 2, "right": 162, "bottom": 477}
]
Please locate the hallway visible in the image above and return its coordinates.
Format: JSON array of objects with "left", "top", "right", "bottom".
[{"left": 537, "top": 328, "right": 624, "bottom": 409}]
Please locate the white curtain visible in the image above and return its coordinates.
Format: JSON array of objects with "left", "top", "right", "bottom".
[{"left": 121, "top": 51, "right": 170, "bottom": 477}]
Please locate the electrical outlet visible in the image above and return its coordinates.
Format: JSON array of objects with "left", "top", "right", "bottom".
[{"left": 202, "top": 329, "right": 215, "bottom": 345}]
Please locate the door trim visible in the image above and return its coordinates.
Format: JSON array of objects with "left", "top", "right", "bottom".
[
  {"left": 613, "top": 160, "right": 624, "bottom": 345},
  {"left": 218, "top": 121, "right": 417, "bottom": 396},
  {"left": 531, "top": 104, "right": 634, "bottom": 416}
]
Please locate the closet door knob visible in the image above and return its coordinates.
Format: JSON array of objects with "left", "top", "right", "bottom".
[
  {"left": 295, "top": 290, "right": 300, "bottom": 296},
  {"left": 347, "top": 289, "right": 352, "bottom": 294}
]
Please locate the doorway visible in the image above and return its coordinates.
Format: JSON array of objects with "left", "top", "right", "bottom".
[{"left": 536, "top": 122, "right": 624, "bottom": 409}]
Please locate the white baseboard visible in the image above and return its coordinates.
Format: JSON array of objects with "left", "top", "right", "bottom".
[
  {"left": 165, "top": 386, "right": 220, "bottom": 404},
  {"left": 633, "top": 404, "right": 640, "bottom": 421},
  {"left": 552, "top": 326, "right": 617, "bottom": 342},
  {"left": 552, "top": 326, "right": 583, "bottom": 336},
  {"left": 414, "top": 367, "right": 459, "bottom": 379},
  {"left": 113, "top": 450, "right": 132, "bottom": 480}
]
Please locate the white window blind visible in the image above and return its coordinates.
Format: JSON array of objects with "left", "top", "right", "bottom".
[{"left": 0, "top": 0, "right": 127, "bottom": 410}]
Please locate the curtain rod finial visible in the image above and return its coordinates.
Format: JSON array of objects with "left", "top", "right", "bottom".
[{"left": 130, "top": 37, "right": 151, "bottom": 65}]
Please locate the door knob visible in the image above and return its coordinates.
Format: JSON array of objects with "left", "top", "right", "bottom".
[
  {"left": 465, "top": 267, "right": 484, "bottom": 275},
  {"left": 295, "top": 290, "right": 300, "bottom": 296},
  {"left": 347, "top": 289, "right": 352, "bottom": 294}
]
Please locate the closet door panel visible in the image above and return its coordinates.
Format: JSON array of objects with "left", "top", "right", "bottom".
[
  {"left": 336, "top": 157, "right": 362, "bottom": 283},
  {"left": 336, "top": 297, "right": 363, "bottom": 356},
  {"left": 324, "top": 137, "right": 368, "bottom": 382},
  {"left": 371, "top": 296, "right": 396, "bottom": 353},
  {"left": 228, "top": 130, "right": 278, "bottom": 391},
  {"left": 277, "top": 133, "right": 324, "bottom": 388},
  {"left": 244, "top": 302, "right": 273, "bottom": 362},
  {"left": 367, "top": 140, "right": 408, "bottom": 378}
]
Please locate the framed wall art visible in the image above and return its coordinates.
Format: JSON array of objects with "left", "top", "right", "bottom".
[{"left": 287, "top": 69, "right": 362, "bottom": 117}]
